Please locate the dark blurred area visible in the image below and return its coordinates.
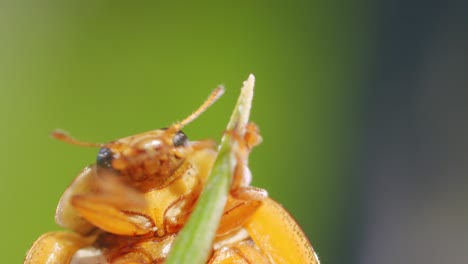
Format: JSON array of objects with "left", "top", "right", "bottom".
[{"left": 355, "top": 0, "right": 468, "bottom": 263}]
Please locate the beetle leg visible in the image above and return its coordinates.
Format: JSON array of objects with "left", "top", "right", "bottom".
[
  {"left": 163, "top": 184, "right": 202, "bottom": 234},
  {"left": 243, "top": 122, "right": 263, "bottom": 149},
  {"left": 163, "top": 187, "right": 263, "bottom": 237},
  {"left": 71, "top": 194, "right": 154, "bottom": 236},
  {"left": 230, "top": 158, "right": 268, "bottom": 201},
  {"left": 103, "top": 234, "right": 176, "bottom": 264},
  {"left": 216, "top": 196, "right": 262, "bottom": 236},
  {"left": 229, "top": 123, "right": 267, "bottom": 202},
  {"left": 56, "top": 165, "right": 100, "bottom": 235},
  {"left": 209, "top": 238, "right": 270, "bottom": 264},
  {"left": 70, "top": 171, "right": 155, "bottom": 236},
  {"left": 213, "top": 123, "right": 267, "bottom": 235},
  {"left": 24, "top": 231, "right": 95, "bottom": 264},
  {"left": 162, "top": 144, "right": 217, "bottom": 234}
]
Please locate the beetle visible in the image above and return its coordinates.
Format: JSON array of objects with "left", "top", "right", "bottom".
[{"left": 24, "top": 83, "right": 319, "bottom": 264}]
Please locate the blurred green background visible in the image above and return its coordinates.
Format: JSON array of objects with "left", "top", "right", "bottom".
[
  {"left": 4, "top": 1, "right": 468, "bottom": 264},
  {"left": 2, "top": 1, "right": 366, "bottom": 263}
]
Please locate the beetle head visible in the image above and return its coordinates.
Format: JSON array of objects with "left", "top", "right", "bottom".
[
  {"left": 95, "top": 128, "right": 190, "bottom": 187},
  {"left": 52, "top": 87, "right": 224, "bottom": 191}
]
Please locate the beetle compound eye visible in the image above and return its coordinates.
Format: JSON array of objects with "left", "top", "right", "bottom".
[
  {"left": 161, "top": 128, "right": 188, "bottom": 147},
  {"left": 96, "top": 147, "right": 114, "bottom": 168},
  {"left": 173, "top": 131, "right": 188, "bottom": 147}
]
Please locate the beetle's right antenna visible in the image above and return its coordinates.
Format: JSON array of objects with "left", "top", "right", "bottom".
[
  {"left": 181, "top": 86, "right": 224, "bottom": 128},
  {"left": 170, "top": 86, "right": 225, "bottom": 131},
  {"left": 51, "top": 130, "right": 103, "bottom": 147}
]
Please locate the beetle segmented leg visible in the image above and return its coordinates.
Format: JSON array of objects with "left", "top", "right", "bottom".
[
  {"left": 228, "top": 122, "right": 268, "bottom": 202},
  {"left": 71, "top": 194, "right": 154, "bottom": 236},
  {"left": 69, "top": 170, "right": 154, "bottom": 236},
  {"left": 209, "top": 238, "right": 270, "bottom": 264},
  {"left": 164, "top": 183, "right": 203, "bottom": 234},
  {"left": 95, "top": 233, "right": 176, "bottom": 264},
  {"left": 243, "top": 123, "right": 263, "bottom": 150},
  {"left": 24, "top": 231, "right": 95, "bottom": 264},
  {"left": 217, "top": 198, "right": 262, "bottom": 236},
  {"left": 209, "top": 122, "right": 268, "bottom": 238},
  {"left": 231, "top": 186, "right": 268, "bottom": 201}
]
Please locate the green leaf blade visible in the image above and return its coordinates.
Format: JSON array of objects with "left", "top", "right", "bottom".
[{"left": 165, "top": 74, "right": 255, "bottom": 264}]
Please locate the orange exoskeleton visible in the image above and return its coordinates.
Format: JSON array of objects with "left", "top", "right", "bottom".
[{"left": 24, "top": 82, "right": 319, "bottom": 264}]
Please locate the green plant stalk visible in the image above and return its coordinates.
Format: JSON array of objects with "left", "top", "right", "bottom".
[{"left": 165, "top": 74, "right": 255, "bottom": 264}]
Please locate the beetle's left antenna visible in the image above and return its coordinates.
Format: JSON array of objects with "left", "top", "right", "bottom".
[{"left": 51, "top": 130, "right": 103, "bottom": 147}]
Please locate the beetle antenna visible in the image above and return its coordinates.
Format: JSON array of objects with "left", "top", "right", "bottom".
[
  {"left": 170, "top": 86, "right": 225, "bottom": 132},
  {"left": 51, "top": 130, "right": 103, "bottom": 147},
  {"left": 181, "top": 86, "right": 224, "bottom": 128}
]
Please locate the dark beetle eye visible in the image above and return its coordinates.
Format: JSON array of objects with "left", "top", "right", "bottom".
[
  {"left": 173, "top": 131, "right": 188, "bottom": 147},
  {"left": 97, "top": 147, "right": 113, "bottom": 168}
]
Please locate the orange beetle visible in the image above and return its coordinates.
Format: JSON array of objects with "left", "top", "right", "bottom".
[{"left": 24, "top": 78, "right": 319, "bottom": 264}]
